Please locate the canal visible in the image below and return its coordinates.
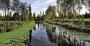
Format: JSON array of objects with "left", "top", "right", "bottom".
[{"left": 27, "top": 23, "right": 90, "bottom": 46}]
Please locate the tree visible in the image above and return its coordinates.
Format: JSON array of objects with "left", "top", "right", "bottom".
[
  {"left": 57, "top": 0, "right": 90, "bottom": 19},
  {"left": 33, "top": 13, "right": 36, "bottom": 21},
  {"left": 1, "top": 0, "right": 10, "bottom": 20},
  {"left": 19, "top": 3, "right": 28, "bottom": 21},
  {"left": 29, "top": 4, "right": 32, "bottom": 20},
  {"left": 45, "top": 5, "right": 56, "bottom": 21}
]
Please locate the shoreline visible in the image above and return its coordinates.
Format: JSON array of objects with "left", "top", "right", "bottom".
[{"left": 44, "top": 21, "right": 90, "bottom": 33}]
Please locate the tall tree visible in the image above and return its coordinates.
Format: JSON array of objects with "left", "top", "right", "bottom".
[
  {"left": 57, "top": 0, "right": 90, "bottom": 19},
  {"left": 19, "top": 3, "right": 28, "bottom": 21},
  {"left": 45, "top": 5, "right": 56, "bottom": 21},
  {"left": 33, "top": 13, "right": 36, "bottom": 21},
  {"left": 29, "top": 4, "right": 32, "bottom": 20}
]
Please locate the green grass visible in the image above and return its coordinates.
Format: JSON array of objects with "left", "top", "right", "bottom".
[
  {"left": 52, "top": 18, "right": 90, "bottom": 22},
  {"left": 61, "top": 18, "right": 90, "bottom": 22},
  {"left": 0, "top": 21, "right": 35, "bottom": 46},
  {"left": 66, "top": 18, "right": 90, "bottom": 22},
  {"left": 80, "top": 18, "right": 90, "bottom": 22}
]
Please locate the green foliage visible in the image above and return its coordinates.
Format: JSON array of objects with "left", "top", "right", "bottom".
[
  {"left": 44, "top": 5, "right": 57, "bottom": 21},
  {"left": 57, "top": 0, "right": 79, "bottom": 19}
]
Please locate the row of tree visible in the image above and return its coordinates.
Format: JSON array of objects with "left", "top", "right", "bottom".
[
  {"left": 57, "top": 0, "right": 90, "bottom": 19},
  {"left": 42, "top": 0, "right": 90, "bottom": 21},
  {"left": 0, "top": 0, "right": 33, "bottom": 21}
]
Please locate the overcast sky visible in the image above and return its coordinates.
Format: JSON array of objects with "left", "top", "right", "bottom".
[{"left": 20, "top": 0, "right": 56, "bottom": 15}]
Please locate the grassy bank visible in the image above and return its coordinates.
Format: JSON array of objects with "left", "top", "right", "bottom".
[
  {"left": 45, "top": 18, "right": 90, "bottom": 33},
  {"left": 0, "top": 21, "right": 35, "bottom": 46}
]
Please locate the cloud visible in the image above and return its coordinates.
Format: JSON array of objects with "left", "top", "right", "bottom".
[
  {"left": 30, "top": 0, "right": 56, "bottom": 15},
  {"left": 45, "top": 0, "right": 56, "bottom": 5},
  {"left": 20, "top": 0, "right": 56, "bottom": 16}
]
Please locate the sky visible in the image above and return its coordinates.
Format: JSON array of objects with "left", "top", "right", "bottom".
[
  {"left": 75, "top": 5, "right": 89, "bottom": 15},
  {"left": 20, "top": 0, "right": 57, "bottom": 15}
]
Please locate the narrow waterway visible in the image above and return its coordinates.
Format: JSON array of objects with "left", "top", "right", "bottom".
[
  {"left": 28, "top": 23, "right": 58, "bottom": 46},
  {"left": 27, "top": 23, "right": 90, "bottom": 46}
]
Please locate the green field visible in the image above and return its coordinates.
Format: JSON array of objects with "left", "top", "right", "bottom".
[
  {"left": 0, "top": 21, "right": 35, "bottom": 46},
  {"left": 66, "top": 18, "right": 90, "bottom": 22}
]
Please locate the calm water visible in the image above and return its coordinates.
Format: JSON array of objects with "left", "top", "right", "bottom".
[
  {"left": 27, "top": 23, "right": 90, "bottom": 46},
  {"left": 28, "top": 23, "right": 57, "bottom": 46}
]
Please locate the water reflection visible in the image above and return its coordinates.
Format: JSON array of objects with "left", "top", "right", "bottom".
[
  {"left": 28, "top": 23, "right": 57, "bottom": 46},
  {"left": 29, "top": 30, "right": 32, "bottom": 41},
  {"left": 27, "top": 23, "right": 90, "bottom": 46},
  {"left": 45, "top": 23, "right": 90, "bottom": 46}
]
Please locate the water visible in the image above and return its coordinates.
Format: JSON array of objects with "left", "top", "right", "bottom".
[
  {"left": 27, "top": 23, "right": 90, "bottom": 46},
  {"left": 28, "top": 23, "right": 57, "bottom": 46}
]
